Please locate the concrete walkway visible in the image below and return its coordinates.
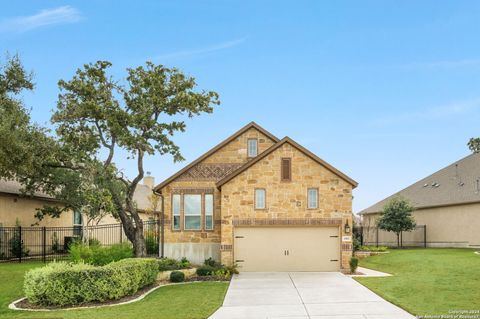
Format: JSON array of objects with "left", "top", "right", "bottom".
[{"left": 209, "top": 272, "right": 415, "bottom": 319}]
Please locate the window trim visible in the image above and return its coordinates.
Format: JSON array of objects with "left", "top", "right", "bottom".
[
  {"left": 247, "top": 138, "right": 258, "bottom": 158},
  {"left": 307, "top": 188, "right": 319, "bottom": 209},
  {"left": 171, "top": 194, "right": 181, "bottom": 231},
  {"left": 281, "top": 157, "right": 292, "bottom": 182},
  {"left": 254, "top": 188, "right": 267, "bottom": 210}
]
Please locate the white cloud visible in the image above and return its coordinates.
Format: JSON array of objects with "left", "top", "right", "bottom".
[
  {"left": 152, "top": 37, "right": 247, "bottom": 61},
  {"left": 372, "top": 98, "right": 480, "bottom": 126},
  {"left": 0, "top": 6, "right": 82, "bottom": 33}
]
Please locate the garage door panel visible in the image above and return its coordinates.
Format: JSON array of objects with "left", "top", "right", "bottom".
[{"left": 234, "top": 227, "right": 340, "bottom": 272}]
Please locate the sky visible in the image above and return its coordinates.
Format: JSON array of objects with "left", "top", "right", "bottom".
[{"left": 1, "top": 1, "right": 480, "bottom": 213}]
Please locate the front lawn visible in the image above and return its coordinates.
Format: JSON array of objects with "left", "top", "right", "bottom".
[
  {"left": 0, "top": 262, "right": 228, "bottom": 319},
  {"left": 355, "top": 248, "right": 480, "bottom": 316}
]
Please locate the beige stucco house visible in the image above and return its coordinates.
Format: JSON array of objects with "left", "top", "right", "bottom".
[
  {"left": 0, "top": 177, "right": 158, "bottom": 227},
  {"left": 360, "top": 152, "right": 480, "bottom": 248},
  {"left": 155, "top": 122, "right": 358, "bottom": 271}
]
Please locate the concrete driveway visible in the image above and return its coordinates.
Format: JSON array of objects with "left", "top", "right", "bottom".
[{"left": 209, "top": 272, "right": 415, "bottom": 319}]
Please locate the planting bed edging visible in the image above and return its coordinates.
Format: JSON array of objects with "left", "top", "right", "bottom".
[
  {"left": 354, "top": 251, "right": 389, "bottom": 259},
  {"left": 9, "top": 281, "right": 217, "bottom": 312}
]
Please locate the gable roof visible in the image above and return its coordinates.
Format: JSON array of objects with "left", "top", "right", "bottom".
[
  {"left": 359, "top": 152, "right": 480, "bottom": 214},
  {"left": 216, "top": 137, "right": 358, "bottom": 188},
  {"left": 154, "top": 122, "right": 279, "bottom": 191}
]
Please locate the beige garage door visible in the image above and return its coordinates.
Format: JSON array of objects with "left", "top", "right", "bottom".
[{"left": 234, "top": 226, "right": 340, "bottom": 272}]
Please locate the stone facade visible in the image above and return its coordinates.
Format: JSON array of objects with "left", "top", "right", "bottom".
[
  {"left": 157, "top": 123, "right": 356, "bottom": 270},
  {"left": 219, "top": 142, "right": 353, "bottom": 269}
]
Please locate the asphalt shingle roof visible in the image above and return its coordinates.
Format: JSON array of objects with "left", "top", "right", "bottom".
[{"left": 360, "top": 152, "right": 480, "bottom": 214}]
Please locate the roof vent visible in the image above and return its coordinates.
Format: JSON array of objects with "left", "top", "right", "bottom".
[
  {"left": 423, "top": 183, "right": 429, "bottom": 187},
  {"left": 458, "top": 182, "right": 465, "bottom": 187}
]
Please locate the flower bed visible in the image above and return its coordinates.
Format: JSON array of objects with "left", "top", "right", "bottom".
[{"left": 24, "top": 258, "right": 158, "bottom": 306}]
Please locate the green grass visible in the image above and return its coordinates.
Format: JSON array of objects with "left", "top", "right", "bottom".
[
  {"left": 0, "top": 261, "right": 228, "bottom": 319},
  {"left": 355, "top": 248, "right": 480, "bottom": 316}
]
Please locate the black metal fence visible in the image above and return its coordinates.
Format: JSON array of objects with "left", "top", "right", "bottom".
[
  {"left": 353, "top": 225, "right": 427, "bottom": 248},
  {"left": 0, "top": 220, "right": 160, "bottom": 263}
]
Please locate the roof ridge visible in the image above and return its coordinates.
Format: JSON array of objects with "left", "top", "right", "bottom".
[
  {"left": 216, "top": 136, "right": 358, "bottom": 188},
  {"left": 154, "top": 122, "right": 279, "bottom": 191},
  {"left": 359, "top": 152, "right": 480, "bottom": 214}
]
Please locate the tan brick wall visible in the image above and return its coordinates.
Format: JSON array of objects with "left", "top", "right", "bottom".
[
  {"left": 203, "top": 128, "right": 276, "bottom": 164},
  {"left": 159, "top": 127, "right": 278, "bottom": 245},
  {"left": 220, "top": 142, "right": 353, "bottom": 269}
]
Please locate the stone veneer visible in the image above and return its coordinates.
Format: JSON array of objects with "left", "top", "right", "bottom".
[
  {"left": 219, "top": 142, "right": 353, "bottom": 270},
  {"left": 159, "top": 127, "right": 276, "bottom": 246},
  {"left": 159, "top": 126, "right": 354, "bottom": 270}
]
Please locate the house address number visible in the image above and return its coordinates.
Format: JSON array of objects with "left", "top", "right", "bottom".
[{"left": 342, "top": 236, "right": 352, "bottom": 242}]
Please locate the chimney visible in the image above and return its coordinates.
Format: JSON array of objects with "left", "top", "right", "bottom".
[{"left": 143, "top": 171, "right": 155, "bottom": 189}]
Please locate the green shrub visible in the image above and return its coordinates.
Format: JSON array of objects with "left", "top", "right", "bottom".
[
  {"left": 157, "top": 257, "right": 180, "bottom": 271},
  {"left": 204, "top": 257, "right": 221, "bottom": 268},
  {"left": 51, "top": 232, "right": 60, "bottom": 253},
  {"left": 196, "top": 265, "right": 215, "bottom": 276},
  {"left": 180, "top": 257, "right": 190, "bottom": 268},
  {"left": 169, "top": 270, "right": 185, "bottom": 282},
  {"left": 69, "top": 242, "right": 133, "bottom": 266},
  {"left": 359, "top": 245, "right": 388, "bottom": 252},
  {"left": 349, "top": 257, "right": 359, "bottom": 274},
  {"left": 24, "top": 258, "right": 158, "bottom": 306},
  {"left": 352, "top": 236, "right": 361, "bottom": 251}
]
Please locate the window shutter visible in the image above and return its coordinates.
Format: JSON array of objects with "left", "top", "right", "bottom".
[{"left": 281, "top": 158, "right": 291, "bottom": 181}]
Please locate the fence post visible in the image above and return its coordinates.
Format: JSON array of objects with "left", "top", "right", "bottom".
[
  {"left": 376, "top": 227, "right": 379, "bottom": 247},
  {"left": 42, "top": 227, "right": 46, "bottom": 263},
  {"left": 360, "top": 226, "right": 364, "bottom": 246},
  {"left": 400, "top": 231, "right": 403, "bottom": 248},
  {"left": 18, "top": 226, "right": 22, "bottom": 263},
  {"left": 156, "top": 219, "right": 161, "bottom": 258},
  {"left": 424, "top": 225, "right": 427, "bottom": 248}
]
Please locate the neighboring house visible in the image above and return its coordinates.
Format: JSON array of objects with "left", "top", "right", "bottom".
[
  {"left": 155, "top": 122, "right": 357, "bottom": 271},
  {"left": 360, "top": 153, "right": 480, "bottom": 248},
  {"left": 0, "top": 175, "right": 158, "bottom": 228}
]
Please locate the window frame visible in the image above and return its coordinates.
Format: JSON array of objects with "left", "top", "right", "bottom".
[
  {"left": 307, "top": 188, "right": 319, "bottom": 209},
  {"left": 183, "top": 194, "right": 203, "bottom": 231},
  {"left": 204, "top": 193, "right": 214, "bottom": 231},
  {"left": 254, "top": 188, "right": 267, "bottom": 210},
  {"left": 171, "top": 192, "right": 214, "bottom": 232},
  {"left": 172, "top": 194, "right": 181, "bottom": 231},
  {"left": 281, "top": 157, "right": 292, "bottom": 182},
  {"left": 247, "top": 138, "right": 258, "bottom": 158}
]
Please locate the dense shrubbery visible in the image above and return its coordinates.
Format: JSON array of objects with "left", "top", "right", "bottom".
[
  {"left": 24, "top": 258, "right": 158, "bottom": 306},
  {"left": 157, "top": 257, "right": 191, "bottom": 271},
  {"left": 69, "top": 242, "right": 133, "bottom": 266},
  {"left": 196, "top": 258, "right": 238, "bottom": 278},
  {"left": 169, "top": 270, "right": 185, "bottom": 283},
  {"left": 359, "top": 245, "right": 388, "bottom": 252}
]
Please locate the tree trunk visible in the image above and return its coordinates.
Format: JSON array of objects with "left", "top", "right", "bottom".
[
  {"left": 396, "top": 232, "right": 400, "bottom": 248},
  {"left": 132, "top": 222, "right": 146, "bottom": 257}
]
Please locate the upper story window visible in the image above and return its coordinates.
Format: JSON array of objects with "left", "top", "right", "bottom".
[
  {"left": 307, "top": 188, "right": 318, "bottom": 209},
  {"left": 247, "top": 138, "right": 258, "bottom": 157},
  {"left": 281, "top": 158, "right": 291, "bottom": 181},
  {"left": 172, "top": 194, "right": 181, "bottom": 230},
  {"left": 255, "top": 188, "right": 266, "bottom": 209},
  {"left": 184, "top": 194, "right": 202, "bottom": 230}
]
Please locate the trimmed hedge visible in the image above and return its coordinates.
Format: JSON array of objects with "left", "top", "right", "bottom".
[
  {"left": 69, "top": 242, "right": 133, "bottom": 266},
  {"left": 24, "top": 258, "right": 158, "bottom": 306}
]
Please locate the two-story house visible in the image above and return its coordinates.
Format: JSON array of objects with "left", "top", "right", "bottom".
[{"left": 155, "top": 122, "right": 357, "bottom": 271}]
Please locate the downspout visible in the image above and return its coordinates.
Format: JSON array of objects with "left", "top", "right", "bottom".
[{"left": 153, "top": 189, "right": 165, "bottom": 258}]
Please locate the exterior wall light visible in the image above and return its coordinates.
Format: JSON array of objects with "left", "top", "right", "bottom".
[{"left": 344, "top": 220, "right": 351, "bottom": 234}]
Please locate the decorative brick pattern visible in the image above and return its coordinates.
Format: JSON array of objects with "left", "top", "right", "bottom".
[
  {"left": 172, "top": 187, "right": 215, "bottom": 194},
  {"left": 232, "top": 218, "right": 342, "bottom": 226},
  {"left": 177, "top": 163, "right": 243, "bottom": 181},
  {"left": 220, "top": 244, "right": 233, "bottom": 251},
  {"left": 341, "top": 243, "right": 352, "bottom": 251}
]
